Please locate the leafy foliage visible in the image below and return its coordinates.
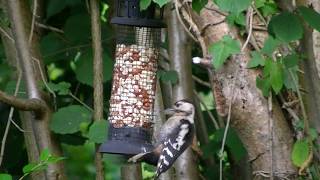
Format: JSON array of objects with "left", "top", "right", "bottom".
[
  {"left": 140, "top": 0, "right": 152, "bottom": 10},
  {"left": 208, "top": 35, "right": 241, "bottom": 69},
  {"left": 268, "top": 12, "right": 303, "bottom": 42},
  {"left": 291, "top": 139, "right": 311, "bottom": 167},
  {"left": 158, "top": 70, "right": 179, "bottom": 84},
  {"left": 0, "top": 174, "right": 12, "bottom": 180},
  {"left": 50, "top": 105, "right": 92, "bottom": 134},
  {"left": 214, "top": 0, "right": 252, "bottom": 14},
  {"left": 192, "top": 0, "right": 208, "bottom": 14},
  {"left": 88, "top": 120, "right": 108, "bottom": 144},
  {"left": 298, "top": 6, "right": 320, "bottom": 32}
]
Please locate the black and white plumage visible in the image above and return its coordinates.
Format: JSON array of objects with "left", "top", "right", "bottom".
[{"left": 128, "top": 100, "right": 195, "bottom": 179}]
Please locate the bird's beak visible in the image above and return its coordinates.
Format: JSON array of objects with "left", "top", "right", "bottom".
[{"left": 164, "top": 108, "right": 176, "bottom": 115}]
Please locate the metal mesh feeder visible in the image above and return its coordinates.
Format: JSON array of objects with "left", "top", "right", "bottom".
[{"left": 99, "top": 0, "right": 165, "bottom": 155}]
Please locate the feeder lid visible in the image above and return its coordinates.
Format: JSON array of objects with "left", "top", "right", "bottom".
[
  {"left": 111, "top": 17, "right": 166, "bottom": 28},
  {"left": 111, "top": 0, "right": 166, "bottom": 28}
]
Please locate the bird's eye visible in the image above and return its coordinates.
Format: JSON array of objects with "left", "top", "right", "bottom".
[{"left": 175, "top": 103, "right": 180, "bottom": 107}]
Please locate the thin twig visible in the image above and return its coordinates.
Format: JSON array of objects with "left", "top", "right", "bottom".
[
  {"left": 69, "top": 93, "right": 93, "bottom": 112},
  {"left": 28, "top": 0, "right": 37, "bottom": 44},
  {"left": 219, "top": 87, "right": 236, "bottom": 180},
  {"left": 192, "top": 75, "right": 211, "bottom": 88},
  {"left": 0, "top": 26, "right": 14, "bottom": 42},
  {"left": 193, "top": 90, "right": 219, "bottom": 130},
  {"left": 242, "top": 6, "right": 254, "bottom": 51},
  {"left": 32, "top": 57, "right": 57, "bottom": 109},
  {"left": 268, "top": 93, "right": 274, "bottom": 180},
  {"left": 0, "top": 71, "right": 21, "bottom": 167},
  {"left": 174, "top": 0, "right": 198, "bottom": 42},
  {"left": 35, "top": 22, "right": 64, "bottom": 34}
]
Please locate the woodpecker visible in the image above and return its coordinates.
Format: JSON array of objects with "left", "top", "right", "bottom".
[{"left": 128, "top": 99, "right": 195, "bottom": 178}]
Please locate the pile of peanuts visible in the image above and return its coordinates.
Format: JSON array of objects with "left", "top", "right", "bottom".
[{"left": 109, "top": 44, "right": 158, "bottom": 128}]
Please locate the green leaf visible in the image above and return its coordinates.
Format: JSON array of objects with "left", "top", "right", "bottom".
[
  {"left": 247, "top": 51, "right": 265, "bottom": 68},
  {"left": 23, "top": 163, "right": 37, "bottom": 174},
  {"left": 50, "top": 105, "right": 92, "bottom": 134},
  {"left": 298, "top": 6, "right": 320, "bottom": 32},
  {"left": 270, "top": 61, "right": 283, "bottom": 93},
  {"left": 226, "top": 13, "right": 246, "bottom": 26},
  {"left": 260, "top": 2, "right": 278, "bottom": 17},
  {"left": 40, "top": 149, "right": 51, "bottom": 161},
  {"left": 0, "top": 174, "right": 12, "bottom": 180},
  {"left": 283, "top": 53, "right": 300, "bottom": 68},
  {"left": 283, "top": 68, "right": 298, "bottom": 91},
  {"left": 291, "top": 139, "right": 310, "bottom": 167},
  {"left": 46, "top": 0, "right": 67, "bottom": 18},
  {"left": 254, "top": 0, "right": 265, "bottom": 8},
  {"left": 268, "top": 12, "right": 303, "bottom": 42},
  {"left": 256, "top": 77, "right": 271, "bottom": 97},
  {"left": 47, "top": 82, "right": 71, "bottom": 95},
  {"left": 208, "top": 35, "right": 241, "bottom": 69},
  {"left": 214, "top": 0, "right": 252, "bottom": 14},
  {"left": 4, "top": 80, "right": 27, "bottom": 98},
  {"left": 192, "top": 0, "right": 208, "bottom": 14},
  {"left": 213, "top": 128, "right": 247, "bottom": 162},
  {"left": 261, "top": 36, "right": 281, "bottom": 56},
  {"left": 64, "top": 14, "right": 91, "bottom": 43},
  {"left": 47, "top": 156, "right": 66, "bottom": 163},
  {"left": 140, "top": 0, "right": 152, "bottom": 10},
  {"left": 159, "top": 70, "right": 179, "bottom": 84},
  {"left": 264, "top": 60, "right": 283, "bottom": 93},
  {"left": 88, "top": 120, "right": 108, "bottom": 143},
  {"left": 75, "top": 52, "right": 113, "bottom": 86},
  {"left": 153, "top": 0, "right": 169, "bottom": 7}
]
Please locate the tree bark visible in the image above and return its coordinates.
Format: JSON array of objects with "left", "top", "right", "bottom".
[
  {"left": 5, "top": 0, "right": 65, "bottom": 179},
  {"left": 120, "top": 164, "right": 143, "bottom": 180},
  {"left": 166, "top": 4, "right": 200, "bottom": 180},
  {"left": 90, "top": 0, "right": 105, "bottom": 179},
  {"left": 190, "top": 2, "right": 297, "bottom": 178}
]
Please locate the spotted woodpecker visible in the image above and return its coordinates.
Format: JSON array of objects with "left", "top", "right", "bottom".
[{"left": 128, "top": 99, "right": 195, "bottom": 178}]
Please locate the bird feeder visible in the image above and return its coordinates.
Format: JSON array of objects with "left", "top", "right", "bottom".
[{"left": 99, "top": 0, "right": 165, "bottom": 155}]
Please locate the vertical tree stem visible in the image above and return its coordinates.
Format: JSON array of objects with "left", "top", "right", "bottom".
[{"left": 90, "top": 0, "right": 105, "bottom": 179}]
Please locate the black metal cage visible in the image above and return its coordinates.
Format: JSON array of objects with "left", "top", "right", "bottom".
[{"left": 99, "top": 0, "right": 165, "bottom": 155}]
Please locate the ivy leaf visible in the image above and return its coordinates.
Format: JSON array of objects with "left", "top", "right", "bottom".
[
  {"left": 75, "top": 51, "right": 113, "bottom": 86},
  {"left": 192, "top": 0, "right": 208, "bottom": 14},
  {"left": 261, "top": 36, "right": 281, "bottom": 56},
  {"left": 50, "top": 105, "right": 92, "bottom": 134},
  {"left": 283, "top": 53, "right": 300, "bottom": 68},
  {"left": 214, "top": 0, "right": 252, "bottom": 14},
  {"left": 256, "top": 77, "right": 271, "bottom": 97},
  {"left": 298, "top": 6, "right": 320, "bottom": 32},
  {"left": 40, "top": 149, "right": 51, "bottom": 161},
  {"left": 283, "top": 68, "right": 298, "bottom": 91},
  {"left": 140, "top": 0, "right": 152, "bottom": 10},
  {"left": 0, "top": 174, "right": 12, "bottom": 180},
  {"left": 64, "top": 14, "right": 91, "bottom": 44},
  {"left": 291, "top": 139, "right": 310, "bottom": 167},
  {"left": 46, "top": 0, "right": 67, "bottom": 18},
  {"left": 226, "top": 13, "right": 246, "bottom": 26},
  {"left": 88, "top": 120, "right": 108, "bottom": 144},
  {"left": 153, "top": 0, "right": 169, "bottom": 7},
  {"left": 247, "top": 51, "right": 265, "bottom": 68},
  {"left": 47, "top": 82, "right": 71, "bottom": 95},
  {"left": 264, "top": 60, "right": 283, "bottom": 94},
  {"left": 268, "top": 12, "right": 303, "bottom": 42},
  {"left": 260, "top": 2, "right": 278, "bottom": 17},
  {"left": 208, "top": 35, "right": 241, "bottom": 69},
  {"left": 23, "top": 163, "right": 37, "bottom": 174}
]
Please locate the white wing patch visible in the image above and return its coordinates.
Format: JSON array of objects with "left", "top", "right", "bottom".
[{"left": 170, "top": 124, "right": 189, "bottom": 151}]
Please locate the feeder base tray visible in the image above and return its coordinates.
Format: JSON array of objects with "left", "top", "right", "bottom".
[{"left": 99, "top": 140, "right": 154, "bottom": 155}]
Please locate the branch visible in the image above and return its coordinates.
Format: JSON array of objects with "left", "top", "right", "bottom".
[{"left": 0, "top": 90, "right": 47, "bottom": 113}]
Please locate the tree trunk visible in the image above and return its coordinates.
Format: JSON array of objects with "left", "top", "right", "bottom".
[
  {"left": 166, "top": 4, "right": 200, "bottom": 180},
  {"left": 5, "top": 0, "right": 65, "bottom": 179},
  {"left": 191, "top": 2, "right": 297, "bottom": 178}
]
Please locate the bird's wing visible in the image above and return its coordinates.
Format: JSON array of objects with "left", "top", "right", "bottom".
[{"left": 155, "top": 119, "right": 194, "bottom": 178}]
